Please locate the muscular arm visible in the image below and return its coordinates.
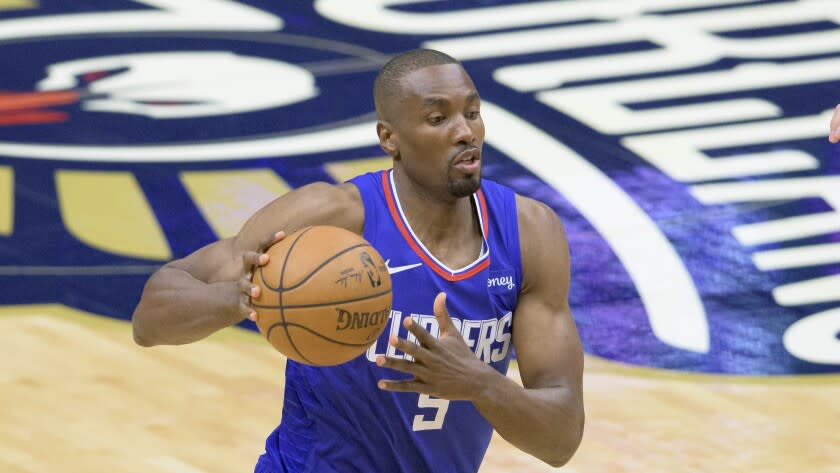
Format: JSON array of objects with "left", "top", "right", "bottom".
[
  {"left": 131, "top": 182, "right": 363, "bottom": 346},
  {"left": 470, "top": 196, "right": 584, "bottom": 467}
]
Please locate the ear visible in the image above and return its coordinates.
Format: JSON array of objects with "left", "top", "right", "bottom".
[{"left": 377, "top": 121, "right": 400, "bottom": 160}]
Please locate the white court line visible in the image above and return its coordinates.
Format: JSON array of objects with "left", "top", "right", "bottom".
[{"left": 483, "top": 101, "right": 709, "bottom": 353}]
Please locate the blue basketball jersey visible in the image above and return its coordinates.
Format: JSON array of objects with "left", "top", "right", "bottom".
[{"left": 256, "top": 170, "right": 522, "bottom": 473}]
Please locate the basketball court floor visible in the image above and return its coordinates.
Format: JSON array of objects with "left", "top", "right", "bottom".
[{"left": 1, "top": 1, "right": 839, "bottom": 472}]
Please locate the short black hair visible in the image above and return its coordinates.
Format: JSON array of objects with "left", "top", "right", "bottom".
[{"left": 373, "top": 48, "right": 461, "bottom": 120}]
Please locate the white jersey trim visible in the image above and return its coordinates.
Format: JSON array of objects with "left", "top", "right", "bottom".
[{"left": 388, "top": 170, "right": 490, "bottom": 276}]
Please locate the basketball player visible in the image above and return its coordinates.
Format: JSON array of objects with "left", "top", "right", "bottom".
[{"left": 132, "top": 49, "right": 584, "bottom": 472}]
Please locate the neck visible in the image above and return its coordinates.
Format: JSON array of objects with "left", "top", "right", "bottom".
[{"left": 391, "top": 168, "right": 480, "bottom": 251}]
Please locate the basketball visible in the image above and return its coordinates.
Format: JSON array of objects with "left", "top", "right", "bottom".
[{"left": 251, "top": 225, "right": 392, "bottom": 366}]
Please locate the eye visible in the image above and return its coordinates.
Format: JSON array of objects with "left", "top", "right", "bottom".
[
  {"left": 428, "top": 115, "right": 445, "bottom": 125},
  {"left": 466, "top": 110, "right": 480, "bottom": 120}
]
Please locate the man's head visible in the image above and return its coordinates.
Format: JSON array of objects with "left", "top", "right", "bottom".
[
  {"left": 374, "top": 49, "right": 460, "bottom": 121},
  {"left": 374, "top": 49, "right": 485, "bottom": 201}
]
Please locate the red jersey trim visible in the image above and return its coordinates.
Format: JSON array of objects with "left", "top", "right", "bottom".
[{"left": 381, "top": 171, "right": 490, "bottom": 282}]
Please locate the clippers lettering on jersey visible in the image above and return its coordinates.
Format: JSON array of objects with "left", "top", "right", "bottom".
[{"left": 365, "top": 310, "right": 513, "bottom": 364}]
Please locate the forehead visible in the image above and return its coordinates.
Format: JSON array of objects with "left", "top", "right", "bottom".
[{"left": 398, "top": 63, "right": 477, "bottom": 103}]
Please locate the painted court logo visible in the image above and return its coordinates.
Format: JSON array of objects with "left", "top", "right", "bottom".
[{"left": 0, "top": 0, "right": 839, "bottom": 375}]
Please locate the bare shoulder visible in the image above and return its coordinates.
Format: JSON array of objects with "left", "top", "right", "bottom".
[
  {"left": 163, "top": 181, "right": 364, "bottom": 284},
  {"left": 514, "top": 194, "right": 569, "bottom": 294},
  {"left": 515, "top": 194, "right": 564, "bottom": 235},
  {"left": 308, "top": 181, "right": 363, "bottom": 226},
  {"left": 235, "top": 180, "right": 364, "bottom": 252}
]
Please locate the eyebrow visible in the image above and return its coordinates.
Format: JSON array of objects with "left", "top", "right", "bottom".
[
  {"left": 422, "top": 96, "right": 449, "bottom": 108},
  {"left": 422, "top": 91, "right": 480, "bottom": 108}
]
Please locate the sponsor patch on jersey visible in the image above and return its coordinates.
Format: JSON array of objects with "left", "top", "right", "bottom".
[{"left": 487, "top": 270, "right": 516, "bottom": 293}]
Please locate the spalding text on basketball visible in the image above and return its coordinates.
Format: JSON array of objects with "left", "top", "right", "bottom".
[{"left": 335, "top": 307, "right": 390, "bottom": 332}]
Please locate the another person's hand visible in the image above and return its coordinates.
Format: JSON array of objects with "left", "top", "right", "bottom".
[
  {"left": 240, "top": 231, "right": 285, "bottom": 322},
  {"left": 830, "top": 104, "right": 840, "bottom": 144},
  {"left": 377, "top": 292, "right": 497, "bottom": 400}
]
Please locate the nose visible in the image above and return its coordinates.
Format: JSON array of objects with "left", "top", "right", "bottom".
[{"left": 451, "top": 113, "right": 475, "bottom": 146}]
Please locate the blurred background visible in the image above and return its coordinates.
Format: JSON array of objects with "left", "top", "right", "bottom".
[{"left": 0, "top": 1, "right": 838, "bottom": 472}]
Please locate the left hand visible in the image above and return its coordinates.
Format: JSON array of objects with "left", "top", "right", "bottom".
[{"left": 376, "top": 292, "right": 496, "bottom": 400}]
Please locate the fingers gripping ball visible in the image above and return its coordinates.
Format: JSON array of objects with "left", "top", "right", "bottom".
[{"left": 251, "top": 226, "right": 392, "bottom": 366}]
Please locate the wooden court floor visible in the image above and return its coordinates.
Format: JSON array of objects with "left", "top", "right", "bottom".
[{"left": 2, "top": 304, "right": 839, "bottom": 473}]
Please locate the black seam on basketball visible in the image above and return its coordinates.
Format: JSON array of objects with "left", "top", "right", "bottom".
[
  {"left": 259, "top": 226, "right": 311, "bottom": 291},
  {"left": 266, "top": 322, "right": 315, "bottom": 364},
  {"left": 279, "top": 227, "right": 314, "bottom": 364},
  {"left": 267, "top": 321, "right": 382, "bottom": 348},
  {"left": 251, "top": 288, "right": 391, "bottom": 310},
  {"left": 264, "top": 242, "right": 374, "bottom": 293},
  {"left": 258, "top": 265, "right": 276, "bottom": 291}
]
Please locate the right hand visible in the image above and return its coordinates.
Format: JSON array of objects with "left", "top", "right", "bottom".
[
  {"left": 238, "top": 231, "right": 285, "bottom": 322},
  {"left": 830, "top": 104, "right": 840, "bottom": 144}
]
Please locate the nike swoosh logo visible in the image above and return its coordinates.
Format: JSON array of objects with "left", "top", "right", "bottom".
[{"left": 385, "top": 259, "right": 422, "bottom": 275}]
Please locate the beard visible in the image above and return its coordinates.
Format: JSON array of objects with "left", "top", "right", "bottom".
[
  {"left": 445, "top": 146, "right": 482, "bottom": 198},
  {"left": 447, "top": 173, "right": 481, "bottom": 198}
]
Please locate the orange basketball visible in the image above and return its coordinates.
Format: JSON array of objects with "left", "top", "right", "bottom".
[{"left": 251, "top": 226, "right": 392, "bottom": 366}]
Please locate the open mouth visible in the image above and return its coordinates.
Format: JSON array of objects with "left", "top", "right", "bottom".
[
  {"left": 453, "top": 157, "right": 480, "bottom": 173},
  {"left": 453, "top": 149, "right": 480, "bottom": 173}
]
